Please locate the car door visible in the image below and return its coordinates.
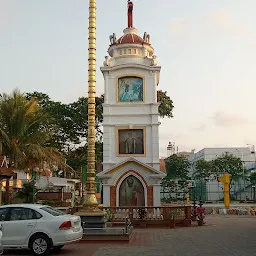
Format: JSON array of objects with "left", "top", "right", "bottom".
[
  {"left": 0, "top": 207, "right": 11, "bottom": 246},
  {"left": 3, "top": 207, "right": 39, "bottom": 246}
]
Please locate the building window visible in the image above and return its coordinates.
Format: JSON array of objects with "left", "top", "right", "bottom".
[
  {"left": 128, "top": 49, "right": 131, "bottom": 54},
  {"left": 119, "top": 50, "right": 122, "bottom": 55},
  {"left": 138, "top": 49, "right": 141, "bottom": 55},
  {"left": 134, "top": 49, "right": 137, "bottom": 54},
  {"left": 124, "top": 49, "right": 127, "bottom": 54}
]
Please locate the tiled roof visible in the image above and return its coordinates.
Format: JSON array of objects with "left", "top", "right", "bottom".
[
  {"left": 160, "top": 158, "right": 166, "bottom": 173},
  {"left": 116, "top": 33, "right": 145, "bottom": 45},
  {"left": 0, "top": 167, "right": 16, "bottom": 177}
]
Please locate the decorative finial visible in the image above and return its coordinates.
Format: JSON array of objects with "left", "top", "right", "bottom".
[{"left": 127, "top": 1, "right": 134, "bottom": 28}]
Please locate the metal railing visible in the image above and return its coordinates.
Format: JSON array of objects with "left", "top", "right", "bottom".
[{"left": 161, "top": 181, "right": 256, "bottom": 202}]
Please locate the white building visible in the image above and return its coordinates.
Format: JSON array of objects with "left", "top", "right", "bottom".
[
  {"left": 188, "top": 147, "right": 256, "bottom": 201},
  {"left": 97, "top": 1, "right": 165, "bottom": 207}
]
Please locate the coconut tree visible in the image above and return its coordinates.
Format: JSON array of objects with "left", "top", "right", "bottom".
[{"left": 0, "top": 89, "right": 67, "bottom": 173}]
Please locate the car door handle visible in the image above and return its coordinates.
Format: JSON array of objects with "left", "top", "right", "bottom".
[{"left": 27, "top": 223, "right": 34, "bottom": 227}]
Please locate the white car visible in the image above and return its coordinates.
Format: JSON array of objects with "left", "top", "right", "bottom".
[
  {"left": 0, "top": 224, "right": 3, "bottom": 255},
  {"left": 0, "top": 204, "right": 83, "bottom": 255}
]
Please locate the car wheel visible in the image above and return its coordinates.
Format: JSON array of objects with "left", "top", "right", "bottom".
[
  {"left": 30, "top": 234, "right": 51, "bottom": 256},
  {"left": 52, "top": 245, "right": 64, "bottom": 252}
]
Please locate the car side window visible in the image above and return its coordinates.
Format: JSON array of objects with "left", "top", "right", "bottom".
[
  {"left": 34, "top": 210, "right": 42, "bottom": 219},
  {"left": 0, "top": 208, "right": 9, "bottom": 221},
  {"left": 9, "top": 208, "right": 42, "bottom": 221}
]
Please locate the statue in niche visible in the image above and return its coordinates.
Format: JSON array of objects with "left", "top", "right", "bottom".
[
  {"left": 119, "top": 176, "right": 145, "bottom": 207},
  {"left": 125, "top": 131, "right": 136, "bottom": 154}
]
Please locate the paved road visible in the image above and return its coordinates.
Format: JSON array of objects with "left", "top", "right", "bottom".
[{"left": 4, "top": 215, "right": 256, "bottom": 256}]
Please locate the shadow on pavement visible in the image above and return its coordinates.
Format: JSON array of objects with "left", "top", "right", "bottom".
[{"left": 3, "top": 248, "right": 75, "bottom": 256}]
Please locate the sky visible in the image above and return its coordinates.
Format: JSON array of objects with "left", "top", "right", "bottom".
[{"left": 0, "top": 0, "right": 256, "bottom": 157}]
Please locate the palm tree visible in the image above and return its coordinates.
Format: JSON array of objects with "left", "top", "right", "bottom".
[{"left": 0, "top": 89, "right": 67, "bottom": 172}]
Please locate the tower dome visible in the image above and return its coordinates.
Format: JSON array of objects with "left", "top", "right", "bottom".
[
  {"left": 105, "top": 1, "right": 156, "bottom": 66},
  {"left": 116, "top": 31, "right": 144, "bottom": 45}
]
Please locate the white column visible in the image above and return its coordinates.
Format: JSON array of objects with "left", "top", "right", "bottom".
[
  {"left": 152, "top": 125, "right": 160, "bottom": 163},
  {"left": 103, "top": 185, "right": 111, "bottom": 207},
  {"left": 153, "top": 71, "right": 158, "bottom": 103},
  {"left": 110, "top": 126, "right": 114, "bottom": 163},
  {"left": 103, "top": 72, "right": 109, "bottom": 103},
  {"left": 153, "top": 184, "right": 161, "bottom": 207}
]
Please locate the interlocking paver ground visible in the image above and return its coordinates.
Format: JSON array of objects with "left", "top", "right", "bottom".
[{"left": 4, "top": 215, "right": 256, "bottom": 256}]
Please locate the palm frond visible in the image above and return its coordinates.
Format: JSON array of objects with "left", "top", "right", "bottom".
[{"left": 0, "top": 89, "right": 66, "bottom": 170}]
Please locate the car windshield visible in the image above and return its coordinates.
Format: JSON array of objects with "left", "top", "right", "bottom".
[{"left": 40, "top": 207, "right": 65, "bottom": 216}]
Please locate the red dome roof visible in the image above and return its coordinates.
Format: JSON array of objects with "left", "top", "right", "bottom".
[{"left": 116, "top": 33, "right": 144, "bottom": 45}]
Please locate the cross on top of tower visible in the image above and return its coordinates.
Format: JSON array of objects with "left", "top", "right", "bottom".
[{"left": 127, "top": 1, "right": 134, "bottom": 28}]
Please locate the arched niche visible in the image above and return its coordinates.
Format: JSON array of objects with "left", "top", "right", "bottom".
[{"left": 119, "top": 175, "right": 145, "bottom": 207}]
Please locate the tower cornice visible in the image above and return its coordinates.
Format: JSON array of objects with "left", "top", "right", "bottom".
[{"left": 101, "top": 63, "right": 161, "bottom": 73}]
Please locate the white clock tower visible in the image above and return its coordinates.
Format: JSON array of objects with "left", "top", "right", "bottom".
[{"left": 98, "top": 1, "right": 165, "bottom": 208}]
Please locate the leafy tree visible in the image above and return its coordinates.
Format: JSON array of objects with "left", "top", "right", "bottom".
[
  {"left": 249, "top": 172, "right": 256, "bottom": 185},
  {"left": 211, "top": 153, "right": 244, "bottom": 182},
  {"left": 66, "top": 141, "right": 103, "bottom": 171},
  {"left": 165, "top": 154, "right": 190, "bottom": 180},
  {"left": 190, "top": 154, "right": 244, "bottom": 200},
  {"left": 192, "top": 154, "right": 244, "bottom": 183},
  {"left": 157, "top": 90, "right": 174, "bottom": 118},
  {"left": 162, "top": 155, "right": 190, "bottom": 202},
  {"left": 26, "top": 92, "right": 104, "bottom": 150},
  {"left": 15, "top": 182, "right": 37, "bottom": 203},
  {"left": 25, "top": 91, "right": 51, "bottom": 108},
  {"left": 0, "top": 89, "right": 66, "bottom": 170},
  {"left": 194, "top": 159, "right": 212, "bottom": 180},
  {"left": 191, "top": 159, "right": 212, "bottom": 200},
  {"left": 69, "top": 95, "right": 104, "bottom": 141}
]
